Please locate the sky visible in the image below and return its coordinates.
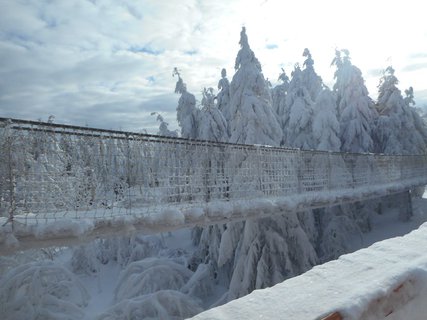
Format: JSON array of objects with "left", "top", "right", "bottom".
[{"left": 1, "top": 0, "right": 426, "bottom": 133}]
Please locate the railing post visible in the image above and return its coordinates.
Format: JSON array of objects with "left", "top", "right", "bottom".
[
  {"left": 6, "top": 135, "right": 16, "bottom": 225},
  {"left": 327, "top": 152, "right": 332, "bottom": 192},
  {"left": 125, "top": 134, "right": 132, "bottom": 214},
  {"left": 297, "top": 150, "right": 302, "bottom": 193},
  {"left": 205, "top": 143, "right": 211, "bottom": 203}
]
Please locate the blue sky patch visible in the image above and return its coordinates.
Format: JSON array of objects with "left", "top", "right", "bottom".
[{"left": 129, "top": 46, "right": 163, "bottom": 55}]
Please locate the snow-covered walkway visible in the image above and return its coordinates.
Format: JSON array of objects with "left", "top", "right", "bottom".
[{"left": 193, "top": 219, "right": 427, "bottom": 319}]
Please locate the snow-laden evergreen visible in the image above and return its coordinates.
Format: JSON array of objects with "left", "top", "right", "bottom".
[
  {"left": 227, "top": 27, "right": 282, "bottom": 146},
  {"left": 284, "top": 65, "right": 315, "bottom": 149},
  {"left": 405, "top": 87, "right": 427, "bottom": 153},
  {"left": 375, "top": 67, "right": 427, "bottom": 154},
  {"left": 174, "top": 68, "right": 199, "bottom": 139},
  {"left": 301, "top": 48, "right": 323, "bottom": 102},
  {"left": 332, "top": 49, "right": 377, "bottom": 153},
  {"left": 217, "top": 69, "right": 231, "bottom": 125},
  {"left": 197, "top": 87, "right": 229, "bottom": 142},
  {"left": 271, "top": 68, "right": 290, "bottom": 131},
  {"left": 312, "top": 87, "right": 340, "bottom": 151},
  {"left": 152, "top": 112, "right": 178, "bottom": 137}
]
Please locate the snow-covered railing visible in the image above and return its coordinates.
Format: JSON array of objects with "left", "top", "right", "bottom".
[{"left": 1, "top": 117, "right": 427, "bottom": 253}]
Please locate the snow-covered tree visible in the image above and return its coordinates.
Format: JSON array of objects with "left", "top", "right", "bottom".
[
  {"left": 375, "top": 66, "right": 407, "bottom": 154},
  {"left": 284, "top": 65, "right": 314, "bottom": 149},
  {"left": 271, "top": 68, "right": 290, "bottom": 126},
  {"left": 375, "top": 67, "right": 427, "bottom": 154},
  {"left": 173, "top": 68, "right": 198, "bottom": 139},
  {"left": 405, "top": 87, "right": 427, "bottom": 153},
  {"left": 332, "top": 49, "right": 377, "bottom": 153},
  {"left": 151, "top": 112, "right": 178, "bottom": 137},
  {"left": 312, "top": 87, "right": 340, "bottom": 151},
  {"left": 301, "top": 48, "right": 323, "bottom": 101},
  {"left": 227, "top": 27, "right": 282, "bottom": 146},
  {"left": 217, "top": 68, "right": 231, "bottom": 124},
  {"left": 197, "top": 87, "right": 228, "bottom": 142}
]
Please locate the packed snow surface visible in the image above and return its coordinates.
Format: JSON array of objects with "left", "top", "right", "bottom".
[{"left": 192, "top": 221, "right": 427, "bottom": 320}]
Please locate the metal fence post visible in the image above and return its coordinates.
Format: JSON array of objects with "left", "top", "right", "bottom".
[
  {"left": 327, "top": 152, "right": 332, "bottom": 192},
  {"left": 6, "top": 135, "right": 16, "bottom": 225}
]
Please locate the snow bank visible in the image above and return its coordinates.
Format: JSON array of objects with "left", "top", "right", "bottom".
[{"left": 192, "top": 222, "right": 427, "bottom": 320}]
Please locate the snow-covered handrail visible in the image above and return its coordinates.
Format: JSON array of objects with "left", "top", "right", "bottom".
[{"left": 1, "top": 118, "right": 427, "bottom": 254}]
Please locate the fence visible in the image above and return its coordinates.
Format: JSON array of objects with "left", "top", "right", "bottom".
[{"left": 1, "top": 117, "right": 427, "bottom": 231}]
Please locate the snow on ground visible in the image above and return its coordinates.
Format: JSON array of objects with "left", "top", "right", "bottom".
[
  {"left": 81, "top": 263, "right": 122, "bottom": 320},
  {"left": 360, "top": 196, "right": 427, "bottom": 248},
  {"left": 192, "top": 195, "right": 427, "bottom": 320}
]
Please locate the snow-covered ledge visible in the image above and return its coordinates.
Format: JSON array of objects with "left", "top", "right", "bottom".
[{"left": 191, "top": 222, "right": 427, "bottom": 320}]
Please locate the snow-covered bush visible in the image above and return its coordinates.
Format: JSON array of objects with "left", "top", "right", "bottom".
[
  {"left": 114, "top": 258, "right": 193, "bottom": 301},
  {"left": 98, "top": 290, "right": 203, "bottom": 320},
  {"left": 0, "top": 261, "right": 89, "bottom": 320},
  {"left": 70, "top": 234, "right": 166, "bottom": 275},
  {"left": 181, "top": 262, "right": 216, "bottom": 301},
  {"left": 318, "top": 210, "right": 363, "bottom": 261},
  {"left": 71, "top": 242, "right": 101, "bottom": 275}
]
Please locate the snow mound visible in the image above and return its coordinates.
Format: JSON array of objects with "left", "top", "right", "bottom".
[
  {"left": 98, "top": 290, "right": 203, "bottom": 320},
  {"left": 0, "top": 261, "right": 89, "bottom": 320}
]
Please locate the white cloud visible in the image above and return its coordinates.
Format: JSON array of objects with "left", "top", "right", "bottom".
[{"left": 0, "top": 0, "right": 426, "bottom": 132}]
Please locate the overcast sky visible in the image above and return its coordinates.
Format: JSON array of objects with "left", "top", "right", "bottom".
[{"left": 1, "top": 0, "right": 426, "bottom": 133}]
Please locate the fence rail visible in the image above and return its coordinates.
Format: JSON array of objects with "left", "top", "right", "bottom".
[{"left": 1, "top": 118, "right": 427, "bottom": 253}]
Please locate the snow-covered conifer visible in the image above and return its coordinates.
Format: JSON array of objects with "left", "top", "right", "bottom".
[
  {"left": 312, "top": 87, "right": 340, "bottom": 151},
  {"left": 284, "top": 65, "right": 314, "bottom": 149},
  {"left": 271, "top": 68, "right": 290, "bottom": 126},
  {"left": 375, "top": 66, "right": 406, "bottom": 154},
  {"left": 227, "top": 27, "right": 282, "bottom": 145},
  {"left": 301, "top": 48, "right": 323, "bottom": 101},
  {"left": 332, "top": 49, "right": 377, "bottom": 153},
  {"left": 197, "top": 87, "right": 228, "bottom": 142},
  {"left": 405, "top": 88, "right": 427, "bottom": 153},
  {"left": 217, "top": 68, "right": 231, "bottom": 123},
  {"left": 151, "top": 112, "right": 178, "bottom": 137},
  {"left": 375, "top": 68, "right": 427, "bottom": 154},
  {"left": 173, "top": 68, "right": 199, "bottom": 139}
]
